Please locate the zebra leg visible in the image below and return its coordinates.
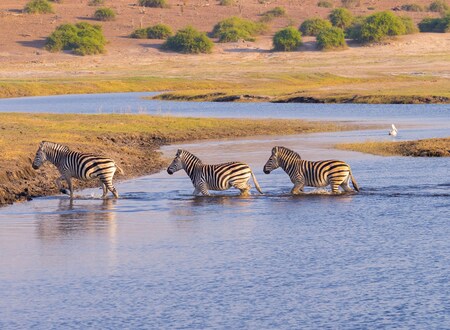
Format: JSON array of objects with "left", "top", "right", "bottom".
[
  {"left": 330, "top": 180, "right": 341, "bottom": 194},
  {"left": 66, "top": 178, "right": 74, "bottom": 198},
  {"left": 291, "top": 183, "right": 304, "bottom": 195},
  {"left": 55, "top": 176, "right": 69, "bottom": 195},
  {"left": 101, "top": 182, "right": 108, "bottom": 198},
  {"left": 100, "top": 178, "right": 119, "bottom": 198},
  {"left": 340, "top": 176, "right": 353, "bottom": 192}
]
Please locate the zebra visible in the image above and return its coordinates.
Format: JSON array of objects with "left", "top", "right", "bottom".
[
  {"left": 32, "top": 141, "right": 124, "bottom": 198},
  {"left": 167, "top": 149, "right": 263, "bottom": 196},
  {"left": 263, "top": 146, "right": 360, "bottom": 194}
]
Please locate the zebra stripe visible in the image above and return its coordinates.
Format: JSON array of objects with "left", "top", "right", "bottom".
[
  {"left": 263, "top": 146, "right": 359, "bottom": 194},
  {"left": 167, "top": 149, "right": 263, "bottom": 196},
  {"left": 32, "top": 141, "right": 123, "bottom": 198}
]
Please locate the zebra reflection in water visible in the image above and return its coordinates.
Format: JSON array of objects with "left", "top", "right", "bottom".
[
  {"left": 263, "top": 146, "right": 360, "bottom": 194},
  {"left": 167, "top": 149, "right": 263, "bottom": 196}
]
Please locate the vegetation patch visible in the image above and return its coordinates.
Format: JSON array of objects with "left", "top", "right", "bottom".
[
  {"left": 352, "top": 11, "right": 410, "bottom": 43},
  {"left": 131, "top": 24, "right": 172, "bottom": 39},
  {"left": 299, "top": 18, "right": 332, "bottom": 36},
  {"left": 45, "top": 22, "right": 107, "bottom": 55},
  {"left": 88, "top": 0, "right": 104, "bottom": 6},
  {"left": 428, "top": 0, "right": 449, "bottom": 13},
  {"left": 260, "top": 7, "right": 287, "bottom": 23},
  {"left": 329, "top": 8, "right": 354, "bottom": 29},
  {"left": 341, "top": 0, "right": 360, "bottom": 8},
  {"left": 317, "top": 1, "right": 333, "bottom": 8},
  {"left": 400, "top": 4, "right": 424, "bottom": 12},
  {"left": 93, "top": 7, "right": 116, "bottom": 21},
  {"left": 316, "top": 27, "right": 347, "bottom": 50},
  {"left": 337, "top": 138, "right": 450, "bottom": 157},
  {"left": 212, "top": 16, "right": 267, "bottom": 42},
  {"left": 163, "top": 26, "right": 213, "bottom": 54},
  {"left": 418, "top": 14, "right": 450, "bottom": 32},
  {"left": 138, "top": 0, "right": 168, "bottom": 8},
  {"left": 219, "top": 0, "right": 236, "bottom": 5},
  {"left": 273, "top": 27, "right": 302, "bottom": 51},
  {"left": 24, "top": 0, "right": 54, "bottom": 14}
]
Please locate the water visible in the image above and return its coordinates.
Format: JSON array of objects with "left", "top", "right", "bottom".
[{"left": 0, "top": 94, "right": 450, "bottom": 328}]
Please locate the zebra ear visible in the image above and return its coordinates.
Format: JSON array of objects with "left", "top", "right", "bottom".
[
  {"left": 272, "top": 146, "right": 278, "bottom": 154},
  {"left": 176, "top": 149, "right": 182, "bottom": 156}
]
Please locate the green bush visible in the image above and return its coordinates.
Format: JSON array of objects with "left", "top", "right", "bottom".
[
  {"left": 212, "top": 17, "right": 267, "bottom": 42},
  {"left": 260, "top": 7, "right": 286, "bottom": 22},
  {"left": 273, "top": 27, "right": 302, "bottom": 51},
  {"left": 131, "top": 24, "right": 172, "bottom": 39},
  {"left": 94, "top": 7, "right": 116, "bottom": 21},
  {"left": 428, "top": 0, "right": 449, "bottom": 13},
  {"left": 88, "top": 0, "right": 104, "bottom": 6},
  {"left": 317, "top": 1, "right": 333, "bottom": 8},
  {"left": 400, "top": 16, "right": 419, "bottom": 34},
  {"left": 345, "top": 15, "right": 365, "bottom": 38},
  {"left": 419, "top": 14, "right": 450, "bottom": 32},
  {"left": 45, "top": 22, "right": 107, "bottom": 55},
  {"left": 355, "top": 11, "right": 407, "bottom": 43},
  {"left": 163, "top": 26, "right": 213, "bottom": 53},
  {"left": 24, "top": 0, "right": 54, "bottom": 14},
  {"left": 299, "top": 18, "right": 332, "bottom": 36},
  {"left": 341, "top": 0, "right": 360, "bottom": 8},
  {"left": 329, "top": 8, "right": 354, "bottom": 29},
  {"left": 316, "top": 26, "right": 347, "bottom": 50},
  {"left": 400, "top": 4, "right": 423, "bottom": 12},
  {"left": 138, "top": 0, "right": 168, "bottom": 8}
]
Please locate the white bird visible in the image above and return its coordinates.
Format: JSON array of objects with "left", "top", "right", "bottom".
[{"left": 389, "top": 124, "right": 398, "bottom": 136}]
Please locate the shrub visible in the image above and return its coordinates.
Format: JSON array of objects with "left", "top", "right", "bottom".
[
  {"left": 345, "top": 15, "right": 365, "bottom": 38},
  {"left": 329, "top": 8, "right": 354, "bottom": 29},
  {"left": 163, "top": 26, "right": 213, "bottom": 53},
  {"left": 355, "top": 11, "right": 407, "bottom": 43},
  {"left": 299, "top": 18, "right": 332, "bottom": 36},
  {"left": 24, "top": 0, "right": 54, "bottom": 14},
  {"left": 131, "top": 24, "right": 172, "bottom": 39},
  {"left": 219, "top": 0, "right": 236, "bottom": 5},
  {"left": 212, "top": 17, "right": 267, "bottom": 42},
  {"left": 45, "top": 22, "right": 106, "bottom": 55},
  {"left": 88, "top": 0, "right": 104, "bottom": 5},
  {"left": 400, "top": 4, "right": 423, "bottom": 12},
  {"left": 94, "top": 7, "right": 116, "bottom": 21},
  {"left": 138, "top": 0, "right": 168, "bottom": 8},
  {"left": 400, "top": 16, "right": 419, "bottom": 34},
  {"left": 317, "top": 1, "right": 333, "bottom": 8},
  {"left": 316, "top": 26, "right": 347, "bottom": 50},
  {"left": 341, "top": 0, "right": 360, "bottom": 8},
  {"left": 260, "top": 7, "right": 286, "bottom": 22},
  {"left": 428, "top": 0, "right": 449, "bottom": 13},
  {"left": 273, "top": 27, "right": 302, "bottom": 51},
  {"left": 419, "top": 14, "right": 450, "bottom": 32}
]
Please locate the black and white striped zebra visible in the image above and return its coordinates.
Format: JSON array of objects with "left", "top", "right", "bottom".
[
  {"left": 263, "top": 146, "right": 359, "bottom": 194},
  {"left": 32, "top": 141, "right": 124, "bottom": 198},
  {"left": 167, "top": 149, "right": 263, "bottom": 196}
]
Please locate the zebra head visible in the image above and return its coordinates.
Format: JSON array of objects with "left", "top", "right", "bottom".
[
  {"left": 167, "top": 149, "right": 184, "bottom": 175},
  {"left": 32, "top": 141, "right": 48, "bottom": 169},
  {"left": 263, "top": 146, "right": 281, "bottom": 174}
]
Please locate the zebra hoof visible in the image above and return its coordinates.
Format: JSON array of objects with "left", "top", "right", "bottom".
[{"left": 60, "top": 188, "right": 70, "bottom": 195}]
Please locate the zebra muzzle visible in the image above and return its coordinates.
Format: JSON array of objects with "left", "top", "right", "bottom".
[{"left": 167, "top": 169, "right": 173, "bottom": 175}]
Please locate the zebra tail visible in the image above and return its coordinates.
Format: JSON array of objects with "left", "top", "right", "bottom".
[
  {"left": 116, "top": 164, "right": 125, "bottom": 175},
  {"left": 350, "top": 170, "right": 360, "bottom": 192},
  {"left": 251, "top": 171, "right": 264, "bottom": 195}
]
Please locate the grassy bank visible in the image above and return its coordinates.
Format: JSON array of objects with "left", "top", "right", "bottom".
[
  {"left": 336, "top": 138, "right": 450, "bottom": 157},
  {"left": 0, "top": 113, "right": 365, "bottom": 205}
]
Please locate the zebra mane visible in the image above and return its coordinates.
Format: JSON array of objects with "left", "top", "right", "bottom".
[
  {"left": 179, "top": 149, "right": 203, "bottom": 164},
  {"left": 274, "top": 146, "right": 301, "bottom": 160},
  {"left": 40, "top": 141, "right": 70, "bottom": 153}
]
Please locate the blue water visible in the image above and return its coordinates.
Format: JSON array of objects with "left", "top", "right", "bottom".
[{"left": 0, "top": 94, "right": 449, "bottom": 329}]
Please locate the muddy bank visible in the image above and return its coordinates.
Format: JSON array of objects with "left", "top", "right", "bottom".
[{"left": 152, "top": 93, "right": 450, "bottom": 104}]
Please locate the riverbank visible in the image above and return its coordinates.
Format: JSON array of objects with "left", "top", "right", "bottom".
[
  {"left": 336, "top": 137, "right": 450, "bottom": 157},
  {"left": 0, "top": 113, "right": 365, "bottom": 205}
]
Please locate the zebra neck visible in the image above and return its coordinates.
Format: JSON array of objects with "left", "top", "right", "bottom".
[
  {"left": 279, "top": 157, "right": 298, "bottom": 177},
  {"left": 183, "top": 159, "right": 201, "bottom": 179},
  {"left": 45, "top": 148, "right": 68, "bottom": 166}
]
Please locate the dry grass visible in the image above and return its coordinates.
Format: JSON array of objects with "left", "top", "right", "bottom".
[{"left": 336, "top": 138, "right": 450, "bottom": 157}]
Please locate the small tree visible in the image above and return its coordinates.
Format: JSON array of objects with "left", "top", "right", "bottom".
[
  {"left": 131, "top": 24, "right": 172, "bottom": 39},
  {"left": 163, "top": 26, "right": 213, "bottom": 54},
  {"left": 419, "top": 14, "right": 450, "bottom": 32},
  {"left": 400, "top": 16, "right": 418, "bottom": 34},
  {"left": 260, "top": 7, "right": 286, "bottom": 23},
  {"left": 212, "top": 17, "right": 267, "bottom": 42},
  {"left": 316, "top": 26, "right": 347, "bottom": 50},
  {"left": 329, "top": 8, "right": 354, "bottom": 29},
  {"left": 299, "top": 18, "right": 332, "bottom": 36},
  {"left": 138, "top": 0, "right": 168, "bottom": 8},
  {"left": 94, "top": 7, "right": 116, "bottom": 21},
  {"left": 273, "top": 27, "right": 302, "bottom": 51},
  {"left": 24, "top": 0, "right": 54, "bottom": 14}
]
